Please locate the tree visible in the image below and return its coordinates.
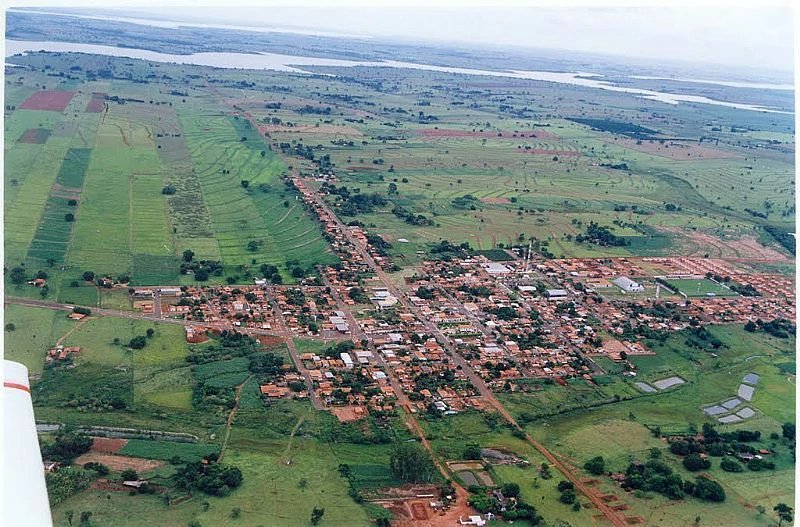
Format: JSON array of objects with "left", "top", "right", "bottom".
[
  {"left": 146, "top": 328, "right": 155, "bottom": 338},
  {"left": 648, "top": 448, "right": 662, "bottom": 459},
  {"left": 389, "top": 443, "right": 436, "bottom": 483},
  {"left": 188, "top": 521, "right": 202, "bottom": 527},
  {"left": 388, "top": 182, "right": 398, "bottom": 194},
  {"left": 298, "top": 478, "right": 308, "bottom": 490},
  {"left": 782, "top": 422, "right": 795, "bottom": 441},
  {"left": 41, "top": 431, "right": 93, "bottom": 464},
  {"left": 557, "top": 480, "right": 574, "bottom": 492},
  {"left": 5, "top": 323, "right": 15, "bottom": 332},
  {"left": 65, "top": 511, "right": 74, "bottom": 526},
  {"left": 9, "top": 267, "right": 26, "bottom": 284},
  {"left": 183, "top": 250, "right": 195, "bottom": 262},
  {"left": 463, "top": 443, "right": 482, "bottom": 460},
  {"left": 311, "top": 507, "right": 325, "bottom": 525},
  {"left": 559, "top": 489, "right": 576, "bottom": 504},
  {"left": 120, "top": 469, "right": 138, "bottom": 481},
  {"left": 692, "top": 476, "right": 725, "bottom": 502},
  {"left": 65, "top": 213, "right": 75, "bottom": 222},
  {"left": 161, "top": 185, "right": 176, "bottom": 195},
  {"left": 584, "top": 456, "right": 605, "bottom": 475},
  {"left": 501, "top": 482, "right": 520, "bottom": 498},
  {"left": 775, "top": 503, "right": 793, "bottom": 527},
  {"left": 230, "top": 507, "right": 241, "bottom": 519},
  {"left": 720, "top": 458, "right": 743, "bottom": 472},
  {"left": 83, "top": 271, "right": 95, "bottom": 282},
  {"left": 744, "top": 320, "right": 757, "bottom": 332},
  {"left": 241, "top": 180, "right": 250, "bottom": 189},
  {"left": 79, "top": 511, "right": 92, "bottom": 526},
  {"left": 247, "top": 240, "right": 259, "bottom": 252},
  {"left": 683, "top": 454, "right": 711, "bottom": 472},
  {"left": 128, "top": 336, "right": 147, "bottom": 349}
]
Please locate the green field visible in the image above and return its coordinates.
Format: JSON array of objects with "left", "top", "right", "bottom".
[{"left": 663, "top": 278, "right": 738, "bottom": 297}]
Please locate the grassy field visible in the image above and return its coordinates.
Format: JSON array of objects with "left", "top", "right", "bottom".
[
  {"left": 3, "top": 304, "right": 73, "bottom": 375},
  {"left": 662, "top": 278, "right": 738, "bottom": 297},
  {"left": 498, "top": 325, "right": 795, "bottom": 524}
]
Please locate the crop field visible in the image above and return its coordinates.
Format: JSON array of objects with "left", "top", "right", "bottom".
[
  {"left": 119, "top": 439, "right": 220, "bottom": 462},
  {"left": 178, "top": 105, "right": 337, "bottom": 277},
  {"left": 19, "top": 90, "right": 75, "bottom": 111}
]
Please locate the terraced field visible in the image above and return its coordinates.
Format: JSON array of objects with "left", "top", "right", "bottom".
[{"left": 179, "top": 105, "right": 337, "bottom": 276}]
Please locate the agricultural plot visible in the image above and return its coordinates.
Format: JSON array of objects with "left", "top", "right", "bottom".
[
  {"left": 18, "top": 127, "right": 51, "bottom": 144},
  {"left": 26, "top": 148, "right": 93, "bottom": 264},
  {"left": 19, "top": 90, "right": 75, "bottom": 111},
  {"left": 68, "top": 113, "right": 161, "bottom": 276},
  {"left": 4, "top": 136, "right": 74, "bottom": 265},
  {"left": 118, "top": 439, "right": 219, "bottom": 462},
  {"left": 179, "top": 107, "right": 336, "bottom": 278}
]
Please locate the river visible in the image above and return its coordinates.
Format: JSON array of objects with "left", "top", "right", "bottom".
[{"left": 5, "top": 39, "right": 792, "bottom": 114}]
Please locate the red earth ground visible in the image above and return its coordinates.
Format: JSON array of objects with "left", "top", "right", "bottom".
[
  {"left": 19, "top": 90, "right": 75, "bottom": 111},
  {"left": 85, "top": 93, "right": 107, "bottom": 112}
]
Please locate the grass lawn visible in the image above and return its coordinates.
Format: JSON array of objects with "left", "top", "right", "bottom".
[{"left": 662, "top": 278, "right": 737, "bottom": 297}]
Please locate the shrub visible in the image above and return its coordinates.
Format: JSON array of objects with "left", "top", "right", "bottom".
[
  {"left": 584, "top": 456, "right": 605, "bottom": 475},
  {"left": 720, "top": 458, "right": 743, "bottom": 472},
  {"left": 683, "top": 454, "right": 711, "bottom": 472}
]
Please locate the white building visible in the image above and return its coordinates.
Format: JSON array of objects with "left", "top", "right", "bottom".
[{"left": 612, "top": 276, "right": 644, "bottom": 293}]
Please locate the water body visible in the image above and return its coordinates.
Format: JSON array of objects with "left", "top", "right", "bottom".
[
  {"left": 629, "top": 75, "right": 793, "bottom": 91},
  {"left": 5, "top": 39, "right": 790, "bottom": 114}
]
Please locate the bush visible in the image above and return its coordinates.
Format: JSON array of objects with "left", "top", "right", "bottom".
[
  {"left": 41, "top": 431, "right": 93, "bottom": 464},
  {"left": 692, "top": 476, "right": 725, "bottom": 502},
  {"left": 559, "top": 489, "right": 576, "bottom": 504},
  {"left": 174, "top": 461, "right": 243, "bottom": 496},
  {"left": 720, "top": 458, "right": 743, "bottom": 472},
  {"left": 120, "top": 469, "right": 138, "bottom": 481},
  {"left": 83, "top": 462, "right": 109, "bottom": 476},
  {"left": 557, "top": 480, "right": 574, "bottom": 492},
  {"left": 463, "top": 443, "right": 482, "bottom": 460},
  {"left": 128, "top": 336, "right": 147, "bottom": 349},
  {"left": 683, "top": 454, "right": 711, "bottom": 472},
  {"left": 501, "top": 482, "right": 520, "bottom": 498},
  {"left": 584, "top": 456, "right": 605, "bottom": 475}
]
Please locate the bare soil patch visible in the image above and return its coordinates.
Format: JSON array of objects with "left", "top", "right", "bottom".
[
  {"left": 76, "top": 453, "right": 163, "bottom": 473},
  {"left": 663, "top": 228, "right": 790, "bottom": 260},
  {"left": 330, "top": 405, "right": 367, "bottom": 422},
  {"left": 91, "top": 437, "right": 128, "bottom": 454},
  {"left": 85, "top": 93, "right": 107, "bottom": 113},
  {"left": 256, "top": 334, "right": 284, "bottom": 346},
  {"left": 480, "top": 197, "right": 510, "bottom": 204}
]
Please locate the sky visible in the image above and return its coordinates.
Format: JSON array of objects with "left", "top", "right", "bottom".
[{"left": 8, "top": 2, "right": 797, "bottom": 73}]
